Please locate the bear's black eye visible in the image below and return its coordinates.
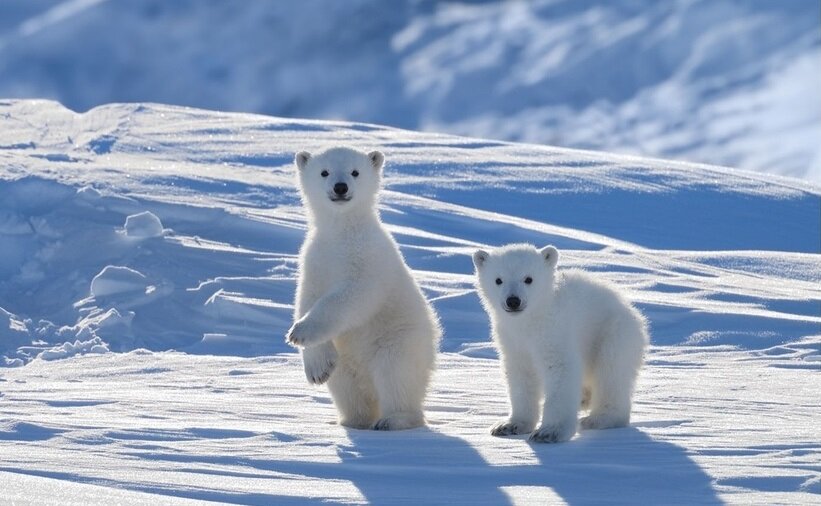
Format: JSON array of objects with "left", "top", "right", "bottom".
[
  {"left": 320, "top": 170, "right": 329, "bottom": 178},
  {"left": 495, "top": 278, "right": 502, "bottom": 285},
  {"left": 351, "top": 170, "right": 359, "bottom": 178},
  {"left": 525, "top": 276, "right": 533, "bottom": 285}
]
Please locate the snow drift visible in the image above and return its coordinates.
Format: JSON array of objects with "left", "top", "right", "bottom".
[
  {"left": 1, "top": 99, "right": 819, "bottom": 367},
  {"left": 0, "top": 100, "right": 818, "bottom": 504}
]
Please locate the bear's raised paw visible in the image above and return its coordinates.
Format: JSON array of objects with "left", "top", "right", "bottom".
[
  {"left": 303, "top": 343, "right": 338, "bottom": 385},
  {"left": 286, "top": 315, "right": 330, "bottom": 348}
]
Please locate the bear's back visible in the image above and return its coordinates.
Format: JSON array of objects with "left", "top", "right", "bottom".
[{"left": 554, "top": 270, "right": 630, "bottom": 324}]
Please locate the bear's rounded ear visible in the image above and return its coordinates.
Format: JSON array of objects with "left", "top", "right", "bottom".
[
  {"left": 295, "top": 151, "right": 311, "bottom": 171},
  {"left": 368, "top": 151, "right": 385, "bottom": 171},
  {"left": 540, "top": 245, "right": 559, "bottom": 268},
  {"left": 472, "top": 249, "right": 489, "bottom": 270}
]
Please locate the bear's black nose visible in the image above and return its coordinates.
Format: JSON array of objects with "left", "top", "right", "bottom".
[
  {"left": 506, "top": 296, "right": 521, "bottom": 310},
  {"left": 334, "top": 182, "right": 348, "bottom": 196}
]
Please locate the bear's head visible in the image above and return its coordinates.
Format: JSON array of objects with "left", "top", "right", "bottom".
[
  {"left": 294, "top": 147, "right": 384, "bottom": 217},
  {"left": 473, "top": 244, "right": 559, "bottom": 317}
]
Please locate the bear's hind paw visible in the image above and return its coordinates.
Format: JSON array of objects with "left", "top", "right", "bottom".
[
  {"left": 490, "top": 419, "right": 533, "bottom": 437},
  {"left": 580, "top": 413, "right": 628, "bottom": 430},
  {"left": 372, "top": 412, "right": 424, "bottom": 431},
  {"left": 528, "top": 423, "right": 575, "bottom": 444}
]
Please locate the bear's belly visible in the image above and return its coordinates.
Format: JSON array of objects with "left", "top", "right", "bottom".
[{"left": 334, "top": 295, "right": 427, "bottom": 348}]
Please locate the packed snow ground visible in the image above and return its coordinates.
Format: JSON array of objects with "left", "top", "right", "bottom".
[
  {"left": 0, "top": 1, "right": 819, "bottom": 182},
  {"left": 0, "top": 100, "right": 819, "bottom": 504},
  {"left": 2, "top": 348, "right": 819, "bottom": 505}
]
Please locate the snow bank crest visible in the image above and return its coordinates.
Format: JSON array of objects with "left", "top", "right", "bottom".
[
  {"left": 0, "top": 308, "right": 29, "bottom": 367},
  {"left": 38, "top": 337, "right": 109, "bottom": 361}
]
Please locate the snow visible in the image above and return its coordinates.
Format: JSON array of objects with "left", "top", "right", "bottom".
[
  {"left": 2, "top": 469, "right": 204, "bottom": 506},
  {"left": 37, "top": 337, "right": 108, "bottom": 361},
  {"left": 0, "top": 99, "right": 820, "bottom": 503},
  {"left": 0, "top": 1, "right": 818, "bottom": 182},
  {"left": 1, "top": 349, "right": 818, "bottom": 504}
]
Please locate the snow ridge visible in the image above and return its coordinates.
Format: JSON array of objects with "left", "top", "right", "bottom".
[
  {"left": 0, "top": 100, "right": 818, "bottom": 504},
  {"left": 1, "top": 100, "right": 819, "bottom": 367}
]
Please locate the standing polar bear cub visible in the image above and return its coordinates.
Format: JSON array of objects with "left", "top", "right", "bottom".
[
  {"left": 287, "top": 147, "right": 440, "bottom": 430},
  {"left": 474, "top": 244, "right": 648, "bottom": 443}
]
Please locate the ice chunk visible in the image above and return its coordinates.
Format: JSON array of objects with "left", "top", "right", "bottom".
[
  {"left": 38, "top": 337, "right": 109, "bottom": 361},
  {"left": 90, "top": 266, "right": 147, "bottom": 297},
  {"left": 124, "top": 211, "right": 164, "bottom": 238}
]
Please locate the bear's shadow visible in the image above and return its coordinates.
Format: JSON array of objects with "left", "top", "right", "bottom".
[{"left": 251, "top": 425, "right": 722, "bottom": 505}]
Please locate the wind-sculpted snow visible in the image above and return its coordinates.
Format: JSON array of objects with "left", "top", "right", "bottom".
[
  {"left": 0, "top": 100, "right": 819, "bottom": 503},
  {"left": 1, "top": 100, "right": 818, "bottom": 365}
]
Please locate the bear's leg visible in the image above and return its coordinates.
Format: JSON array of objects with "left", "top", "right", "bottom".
[
  {"left": 529, "top": 355, "right": 582, "bottom": 444},
  {"left": 580, "top": 385, "right": 592, "bottom": 410},
  {"left": 581, "top": 369, "right": 632, "bottom": 430},
  {"left": 370, "top": 333, "right": 433, "bottom": 431},
  {"left": 491, "top": 349, "right": 540, "bottom": 436},
  {"left": 581, "top": 317, "right": 644, "bottom": 430},
  {"left": 581, "top": 370, "right": 593, "bottom": 410},
  {"left": 327, "top": 359, "right": 378, "bottom": 429}
]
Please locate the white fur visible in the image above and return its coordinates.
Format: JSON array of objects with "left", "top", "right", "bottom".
[
  {"left": 288, "top": 146, "right": 440, "bottom": 430},
  {"left": 474, "top": 244, "right": 648, "bottom": 443}
]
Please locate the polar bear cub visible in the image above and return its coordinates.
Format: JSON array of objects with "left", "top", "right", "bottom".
[
  {"left": 287, "top": 146, "right": 440, "bottom": 431},
  {"left": 473, "top": 244, "right": 648, "bottom": 443}
]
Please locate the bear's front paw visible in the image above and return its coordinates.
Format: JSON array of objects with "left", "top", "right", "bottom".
[
  {"left": 528, "top": 423, "right": 576, "bottom": 444},
  {"left": 286, "top": 316, "right": 326, "bottom": 348},
  {"left": 490, "top": 419, "right": 533, "bottom": 437},
  {"left": 285, "top": 319, "right": 308, "bottom": 347},
  {"left": 303, "top": 343, "right": 338, "bottom": 385}
]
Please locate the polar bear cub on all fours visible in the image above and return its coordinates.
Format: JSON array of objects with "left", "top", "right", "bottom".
[
  {"left": 474, "top": 244, "right": 648, "bottom": 443},
  {"left": 287, "top": 146, "right": 440, "bottom": 431}
]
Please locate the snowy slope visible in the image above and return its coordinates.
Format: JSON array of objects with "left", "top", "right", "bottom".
[
  {"left": 0, "top": 0, "right": 818, "bottom": 182},
  {"left": 0, "top": 100, "right": 820, "bottom": 504}
]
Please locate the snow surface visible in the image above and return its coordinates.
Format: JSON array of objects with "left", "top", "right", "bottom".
[
  {"left": 0, "top": 0, "right": 818, "bottom": 182},
  {"left": 0, "top": 99, "right": 820, "bottom": 503}
]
